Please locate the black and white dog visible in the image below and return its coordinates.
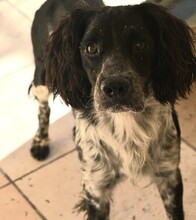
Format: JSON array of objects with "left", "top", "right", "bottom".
[{"left": 30, "top": 0, "right": 196, "bottom": 219}]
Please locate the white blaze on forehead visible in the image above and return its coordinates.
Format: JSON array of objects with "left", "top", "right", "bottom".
[{"left": 103, "top": 0, "right": 145, "bottom": 6}]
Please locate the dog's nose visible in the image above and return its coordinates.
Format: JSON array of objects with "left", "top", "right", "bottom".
[{"left": 101, "top": 77, "right": 130, "bottom": 100}]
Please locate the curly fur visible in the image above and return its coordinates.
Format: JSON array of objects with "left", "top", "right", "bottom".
[{"left": 43, "top": 1, "right": 195, "bottom": 220}]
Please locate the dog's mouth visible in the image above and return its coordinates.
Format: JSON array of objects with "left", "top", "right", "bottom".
[{"left": 95, "top": 100, "right": 145, "bottom": 113}]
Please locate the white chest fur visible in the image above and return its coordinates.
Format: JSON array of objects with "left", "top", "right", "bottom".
[{"left": 75, "top": 101, "right": 173, "bottom": 182}]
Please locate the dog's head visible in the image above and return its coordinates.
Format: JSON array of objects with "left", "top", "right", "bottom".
[{"left": 45, "top": 3, "right": 196, "bottom": 113}]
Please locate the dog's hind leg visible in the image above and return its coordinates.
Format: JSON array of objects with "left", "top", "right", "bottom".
[
  {"left": 29, "top": 52, "right": 50, "bottom": 160},
  {"left": 30, "top": 11, "right": 52, "bottom": 160},
  {"left": 29, "top": 83, "right": 50, "bottom": 160}
]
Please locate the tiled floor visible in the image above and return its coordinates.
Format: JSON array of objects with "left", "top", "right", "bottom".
[{"left": 0, "top": 0, "right": 196, "bottom": 220}]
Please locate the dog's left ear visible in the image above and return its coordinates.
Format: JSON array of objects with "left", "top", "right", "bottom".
[{"left": 137, "top": 3, "right": 196, "bottom": 104}]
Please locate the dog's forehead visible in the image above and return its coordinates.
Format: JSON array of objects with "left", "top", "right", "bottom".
[{"left": 89, "top": 6, "right": 146, "bottom": 33}]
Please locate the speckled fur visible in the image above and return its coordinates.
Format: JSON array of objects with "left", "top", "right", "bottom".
[
  {"left": 30, "top": 85, "right": 50, "bottom": 160},
  {"left": 74, "top": 97, "right": 182, "bottom": 219}
]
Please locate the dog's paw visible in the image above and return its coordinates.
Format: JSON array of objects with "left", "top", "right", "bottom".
[{"left": 30, "top": 145, "right": 50, "bottom": 160}]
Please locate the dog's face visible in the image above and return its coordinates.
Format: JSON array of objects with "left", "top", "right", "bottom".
[
  {"left": 79, "top": 8, "right": 154, "bottom": 112},
  {"left": 45, "top": 3, "right": 195, "bottom": 112}
]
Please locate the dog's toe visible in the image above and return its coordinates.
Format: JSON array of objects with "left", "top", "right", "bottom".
[{"left": 30, "top": 145, "right": 50, "bottom": 160}]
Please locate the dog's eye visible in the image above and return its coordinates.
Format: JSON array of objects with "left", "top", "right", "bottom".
[
  {"left": 86, "top": 43, "right": 98, "bottom": 55},
  {"left": 136, "top": 41, "right": 146, "bottom": 50}
]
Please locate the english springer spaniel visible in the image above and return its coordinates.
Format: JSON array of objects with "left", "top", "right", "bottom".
[{"left": 29, "top": 0, "right": 196, "bottom": 219}]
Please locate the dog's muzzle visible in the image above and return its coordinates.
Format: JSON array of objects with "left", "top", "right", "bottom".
[{"left": 96, "top": 76, "right": 144, "bottom": 113}]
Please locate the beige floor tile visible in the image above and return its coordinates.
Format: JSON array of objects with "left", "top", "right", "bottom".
[
  {"left": 7, "top": 0, "right": 45, "bottom": 20},
  {"left": 0, "top": 1, "right": 34, "bottom": 77},
  {"left": 180, "top": 143, "right": 196, "bottom": 220},
  {"left": 176, "top": 83, "right": 196, "bottom": 150},
  {"left": 16, "top": 151, "right": 83, "bottom": 220},
  {"left": 13, "top": 142, "right": 196, "bottom": 220},
  {"left": 0, "top": 65, "right": 36, "bottom": 159},
  {"left": 0, "top": 170, "right": 10, "bottom": 188},
  {"left": 0, "top": 113, "right": 75, "bottom": 180},
  {"left": 0, "top": 183, "right": 41, "bottom": 220}
]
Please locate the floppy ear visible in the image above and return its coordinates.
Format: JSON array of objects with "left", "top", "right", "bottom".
[
  {"left": 138, "top": 3, "right": 196, "bottom": 104},
  {"left": 44, "top": 9, "right": 93, "bottom": 110}
]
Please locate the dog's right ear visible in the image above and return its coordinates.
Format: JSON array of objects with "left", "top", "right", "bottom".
[{"left": 44, "top": 9, "right": 94, "bottom": 110}]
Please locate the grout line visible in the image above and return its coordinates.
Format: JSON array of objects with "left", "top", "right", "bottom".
[
  {"left": 14, "top": 148, "right": 76, "bottom": 183},
  {"left": 0, "top": 181, "right": 12, "bottom": 189},
  {"left": 0, "top": 169, "right": 12, "bottom": 189},
  {"left": 0, "top": 168, "right": 46, "bottom": 219},
  {"left": 5, "top": 0, "right": 32, "bottom": 21},
  {"left": 0, "top": 149, "right": 76, "bottom": 218},
  {"left": 0, "top": 148, "right": 76, "bottom": 190},
  {"left": 182, "top": 138, "right": 196, "bottom": 152}
]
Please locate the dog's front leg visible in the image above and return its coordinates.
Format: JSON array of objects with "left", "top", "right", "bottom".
[
  {"left": 155, "top": 168, "right": 184, "bottom": 220},
  {"left": 76, "top": 183, "right": 110, "bottom": 220},
  {"left": 75, "top": 140, "right": 120, "bottom": 220},
  {"left": 75, "top": 160, "right": 116, "bottom": 220}
]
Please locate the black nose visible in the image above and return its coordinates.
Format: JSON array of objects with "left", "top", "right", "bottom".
[{"left": 101, "top": 77, "right": 130, "bottom": 100}]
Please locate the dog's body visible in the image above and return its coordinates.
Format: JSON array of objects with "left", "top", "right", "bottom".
[{"left": 30, "top": 0, "right": 196, "bottom": 219}]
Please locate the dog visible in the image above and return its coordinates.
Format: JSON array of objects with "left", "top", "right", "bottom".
[{"left": 30, "top": 0, "right": 196, "bottom": 219}]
